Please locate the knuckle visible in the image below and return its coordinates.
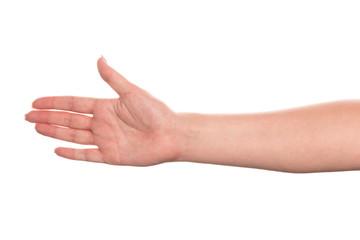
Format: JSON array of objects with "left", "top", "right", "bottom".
[
  {"left": 64, "top": 114, "right": 71, "bottom": 126},
  {"left": 68, "top": 96, "right": 75, "bottom": 110},
  {"left": 69, "top": 129, "right": 77, "bottom": 142},
  {"left": 84, "top": 150, "right": 89, "bottom": 161},
  {"left": 68, "top": 114, "right": 74, "bottom": 127}
]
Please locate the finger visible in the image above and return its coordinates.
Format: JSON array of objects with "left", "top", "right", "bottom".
[
  {"left": 97, "top": 56, "right": 135, "bottom": 95},
  {"left": 26, "top": 110, "right": 92, "bottom": 130},
  {"left": 32, "top": 96, "right": 96, "bottom": 114},
  {"left": 55, "top": 147, "right": 104, "bottom": 163},
  {"left": 35, "top": 123, "right": 94, "bottom": 145}
]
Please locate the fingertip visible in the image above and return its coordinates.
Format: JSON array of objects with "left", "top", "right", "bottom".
[
  {"left": 97, "top": 57, "right": 135, "bottom": 95},
  {"left": 32, "top": 98, "right": 38, "bottom": 108},
  {"left": 32, "top": 97, "right": 46, "bottom": 109},
  {"left": 34, "top": 123, "right": 41, "bottom": 132},
  {"left": 97, "top": 56, "right": 115, "bottom": 84},
  {"left": 97, "top": 55, "right": 107, "bottom": 68},
  {"left": 54, "top": 147, "right": 62, "bottom": 155},
  {"left": 101, "top": 55, "right": 107, "bottom": 64},
  {"left": 54, "top": 147, "right": 69, "bottom": 159},
  {"left": 97, "top": 57, "right": 108, "bottom": 77},
  {"left": 25, "top": 111, "right": 33, "bottom": 122},
  {"left": 34, "top": 123, "right": 49, "bottom": 134}
]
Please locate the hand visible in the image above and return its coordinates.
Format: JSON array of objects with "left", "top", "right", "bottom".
[{"left": 26, "top": 57, "right": 181, "bottom": 166}]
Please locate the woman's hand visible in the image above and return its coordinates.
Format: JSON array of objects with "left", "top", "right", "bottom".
[
  {"left": 26, "top": 57, "right": 360, "bottom": 172},
  {"left": 26, "top": 57, "right": 181, "bottom": 166}
]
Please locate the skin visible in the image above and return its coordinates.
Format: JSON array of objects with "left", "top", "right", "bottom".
[
  {"left": 26, "top": 57, "right": 180, "bottom": 166},
  {"left": 26, "top": 57, "right": 360, "bottom": 173}
]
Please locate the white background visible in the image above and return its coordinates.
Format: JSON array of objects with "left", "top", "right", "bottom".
[{"left": 1, "top": 0, "right": 360, "bottom": 239}]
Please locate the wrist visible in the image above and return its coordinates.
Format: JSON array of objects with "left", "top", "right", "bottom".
[{"left": 173, "top": 112, "right": 207, "bottom": 162}]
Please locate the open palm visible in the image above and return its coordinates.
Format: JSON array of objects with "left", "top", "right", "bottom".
[{"left": 26, "top": 57, "right": 181, "bottom": 165}]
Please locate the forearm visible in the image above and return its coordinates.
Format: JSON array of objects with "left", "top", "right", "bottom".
[{"left": 175, "top": 100, "right": 360, "bottom": 173}]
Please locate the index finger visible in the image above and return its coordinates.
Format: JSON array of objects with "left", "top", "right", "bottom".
[{"left": 32, "top": 96, "right": 97, "bottom": 114}]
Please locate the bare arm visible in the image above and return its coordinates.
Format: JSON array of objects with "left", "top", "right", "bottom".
[
  {"left": 175, "top": 101, "right": 360, "bottom": 173},
  {"left": 26, "top": 57, "right": 360, "bottom": 173}
]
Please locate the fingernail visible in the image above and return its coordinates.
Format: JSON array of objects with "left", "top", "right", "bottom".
[
  {"left": 25, "top": 114, "right": 28, "bottom": 121},
  {"left": 101, "top": 55, "right": 107, "bottom": 64}
]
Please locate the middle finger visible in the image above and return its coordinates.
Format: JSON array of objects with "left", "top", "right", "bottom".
[{"left": 26, "top": 110, "right": 92, "bottom": 130}]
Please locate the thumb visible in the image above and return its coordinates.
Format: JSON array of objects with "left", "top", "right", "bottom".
[{"left": 97, "top": 56, "right": 134, "bottom": 95}]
